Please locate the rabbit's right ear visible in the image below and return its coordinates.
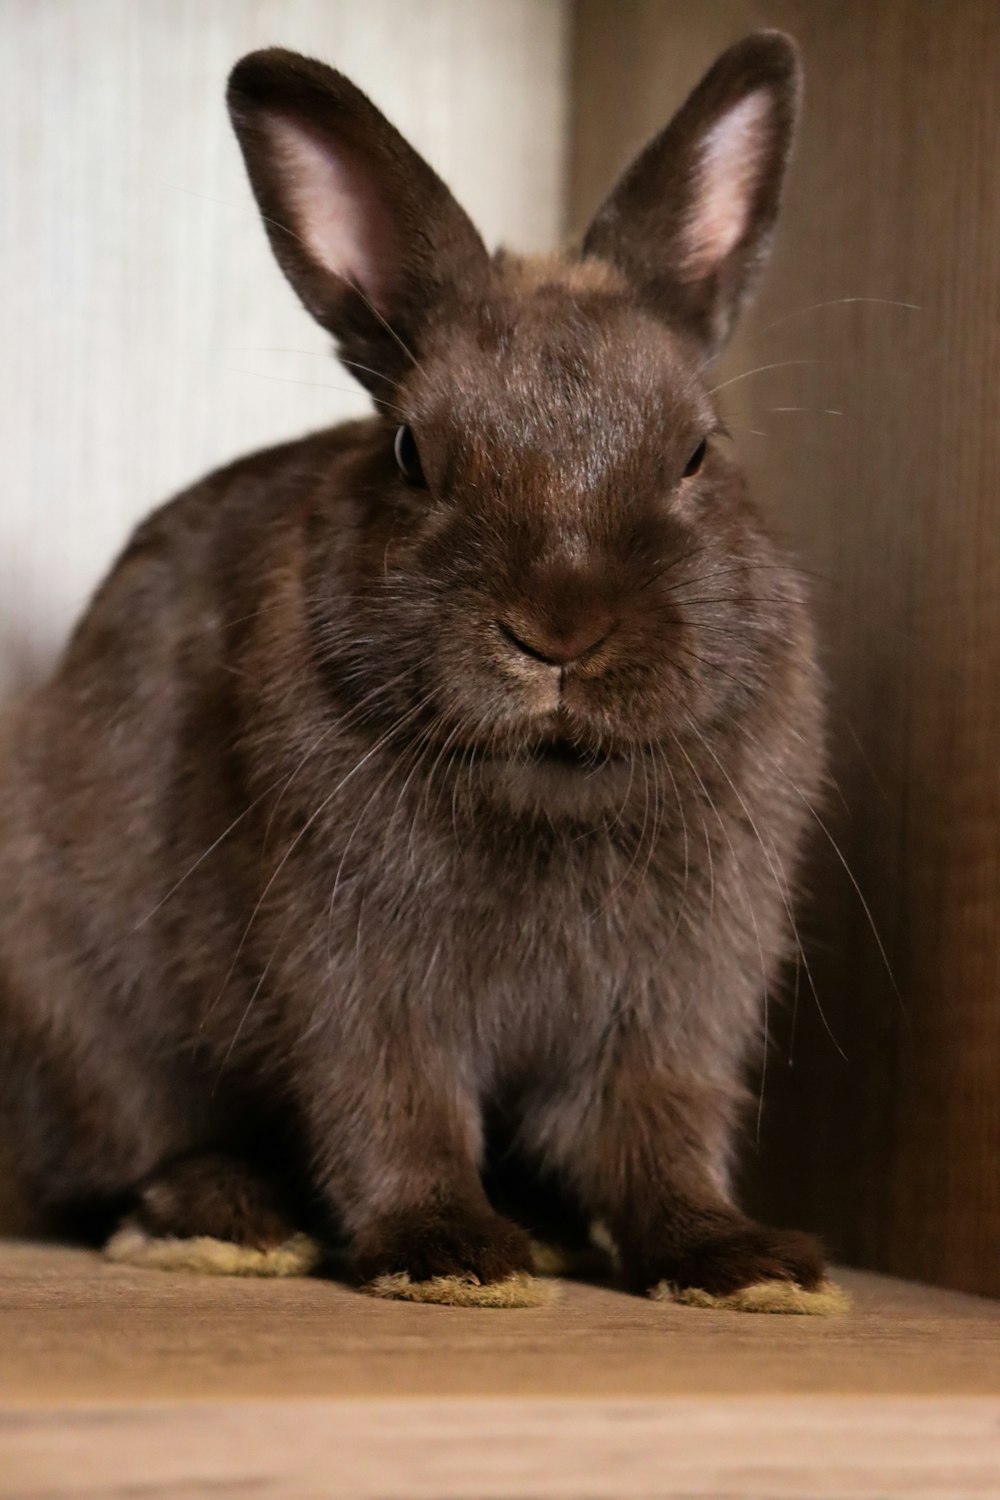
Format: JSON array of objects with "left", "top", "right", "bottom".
[
  {"left": 227, "top": 49, "right": 490, "bottom": 402},
  {"left": 580, "top": 32, "right": 801, "bottom": 356}
]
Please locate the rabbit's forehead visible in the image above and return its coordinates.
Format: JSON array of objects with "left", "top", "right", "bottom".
[{"left": 417, "top": 293, "right": 710, "bottom": 472}]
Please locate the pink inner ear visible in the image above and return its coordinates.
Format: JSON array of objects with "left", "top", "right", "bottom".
[
  {"left": 268, "top": 113, "right": 398, "bottom": 315},
  {"left": 680, "top": 89, "right": 773, "bottom": 280}
]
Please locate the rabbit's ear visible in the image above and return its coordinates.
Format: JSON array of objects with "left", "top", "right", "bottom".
[
  {"left": 581, "top": 32, "right": 801, "bottom": 355},
  {"left": 228, "top": 49, "right": 489, "bottom": 400}
]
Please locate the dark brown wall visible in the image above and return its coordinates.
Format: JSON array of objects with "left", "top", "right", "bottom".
[{"left": 571, "top": 0, "right": 1000, "bottom": 1297}]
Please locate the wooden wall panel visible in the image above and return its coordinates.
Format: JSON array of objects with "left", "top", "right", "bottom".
[{"left": 571, "top": 0, "right": 1000, "bottom": 1296}]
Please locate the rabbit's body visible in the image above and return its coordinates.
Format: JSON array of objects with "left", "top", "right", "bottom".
[{"left": 0, "top": 38, "right": 829, "bottom": 1296}]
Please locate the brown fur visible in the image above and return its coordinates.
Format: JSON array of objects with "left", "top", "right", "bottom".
[
  {"left": 497, "top": 251, "right": 628, "bottom": 296},
  {"left": 134, "top": 1152, "right": 298, "bottom": 1248},
  {"left": 0, "top": 34, "right": 826, "bottom": 1298}
]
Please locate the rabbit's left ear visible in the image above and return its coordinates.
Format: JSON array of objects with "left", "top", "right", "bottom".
[
  {"left": 581, "top": 32, "right": 801, "bottom": 355},
  {"left": 227, "top": 49, "right": 490, "bottom": 402}
]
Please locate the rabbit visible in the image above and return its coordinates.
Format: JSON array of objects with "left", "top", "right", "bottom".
[{"left": 0, "top": 32, "right": 828, "bottom": 1304}]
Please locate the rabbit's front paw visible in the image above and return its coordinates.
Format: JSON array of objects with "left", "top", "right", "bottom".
[
  {"left": 637, "top": 1219, "right": 825, "bottom": 1297},
  {"left": 355, "top": 1201, "right": 534, "bottom": 1286}
]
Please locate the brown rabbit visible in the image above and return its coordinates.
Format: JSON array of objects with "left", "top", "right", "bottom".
[{"left": 0, "top": 34, "right": 827, "bottom": 1302}]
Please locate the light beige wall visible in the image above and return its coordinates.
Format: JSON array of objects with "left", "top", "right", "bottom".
[
  {"left": 572, "top": 0, "right": 1000, "bottom": 1298},
  {"left": 0, "top": 0, "right": 568, "bottom": 695}
]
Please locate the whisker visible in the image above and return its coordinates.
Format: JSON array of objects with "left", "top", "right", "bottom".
[
  {"left": 757, "top": 296, "right": 922, "bottom": 335},
  {"left": 635, "top": 545, "right": 708, "bottom": 595},
  {"left": 129, "top": 780, "right": 282, "bottom": 934},
  {"left": 226, "top": 365, "right": 405, "bottom": 417},
  {"left": 766, "top": 406, "right": 843, "bottom": 416},
  {"left": 339, "top": 355, "right": 406, "bottom": 390},
  {"left": 216, "top": 918, "right": 288, "bottom": 1082},
  {"left": 263, "top": 664, "right": 420, "bottom": 848},
  {"left": 345, "top": 278, "right": 424, "bottom": 375},
  {"left": 231, "top": 346, "right": 405, "bottom": 392},
  {"left": 324, "top": 700, "right": 446, "bottom": 960},
  {"left": 708, "top": 359, "right": 820, "bottom": 397},
  {"left": 669, "top": 641, "right": 853, "bottom": 824},
  {"left": 761, "top": 748, "right": 905, "bottom": 1020}
]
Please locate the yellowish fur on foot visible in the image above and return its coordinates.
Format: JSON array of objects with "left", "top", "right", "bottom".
[
  {"left": 652, "top": 1277, "right": 851, "bottom": 1316},
  {"left": 104, "top": 1221, "right": 321, "bottom": 1278},
  {"left": 366, "top": 1270, "right": 554, "bottom": 1308}
]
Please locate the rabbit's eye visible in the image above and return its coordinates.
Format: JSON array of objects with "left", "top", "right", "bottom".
[
  {"left": 682, "top": 438, "right": 708, "bottom": 478},
  {"left": 394, "top": 425, "right": 427, "bottom": 488}
]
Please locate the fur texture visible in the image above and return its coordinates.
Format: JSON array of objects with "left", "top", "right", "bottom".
[
  {"left": 105, "top": 1223, "right": 320, "bottom": 1278},
  {"left": 0, "top": 34, "right": 828, "bottom": 1305},
  {"left": 655, "top": 1278, "right": 851, "bottom": 1316},
  {"left": 367, "top": 1271, "right": 553, "bottom": 1308}
]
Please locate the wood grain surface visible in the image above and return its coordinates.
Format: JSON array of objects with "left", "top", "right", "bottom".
[
  {"left": 5, "top": 1396, "right": 1000, "bottom": 1499},
  {"left": 3, "top": 1239, "right": 1000, "bottom": 1405},
  {"left": 1, "top": 1240, "right": 1000, "bottom": 1497},
  {"left": 570, "top": 0, "right": 1000, "bottom": 1298}
]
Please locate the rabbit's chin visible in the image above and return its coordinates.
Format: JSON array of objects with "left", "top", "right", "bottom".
[{"left": 474, "top": 745, "right": 638, "bottom": 820}]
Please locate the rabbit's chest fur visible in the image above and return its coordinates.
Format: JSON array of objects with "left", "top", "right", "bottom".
[{"left": 226, "top": 720, "right": 786, "bottom": 1112}]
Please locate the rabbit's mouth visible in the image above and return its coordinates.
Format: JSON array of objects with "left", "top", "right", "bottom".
[
  {"left": 443, "top": 721, "right": 640, "bottom": 816},
  {"left": 468, "top": 732, "right": 636, "bottom": 818}
]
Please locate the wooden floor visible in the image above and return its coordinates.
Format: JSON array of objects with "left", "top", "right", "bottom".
[{"left": 2, "top": 1237, "right": 999, "bottom": 1497}]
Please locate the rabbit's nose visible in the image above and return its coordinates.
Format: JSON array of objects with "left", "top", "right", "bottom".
[{"left": 496, "top": 614, "right": 616, "bottom": 668}]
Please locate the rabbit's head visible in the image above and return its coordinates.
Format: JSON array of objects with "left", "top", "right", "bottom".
[{"left": 228, "top": 36, "right": 806, "bottom": 816}]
